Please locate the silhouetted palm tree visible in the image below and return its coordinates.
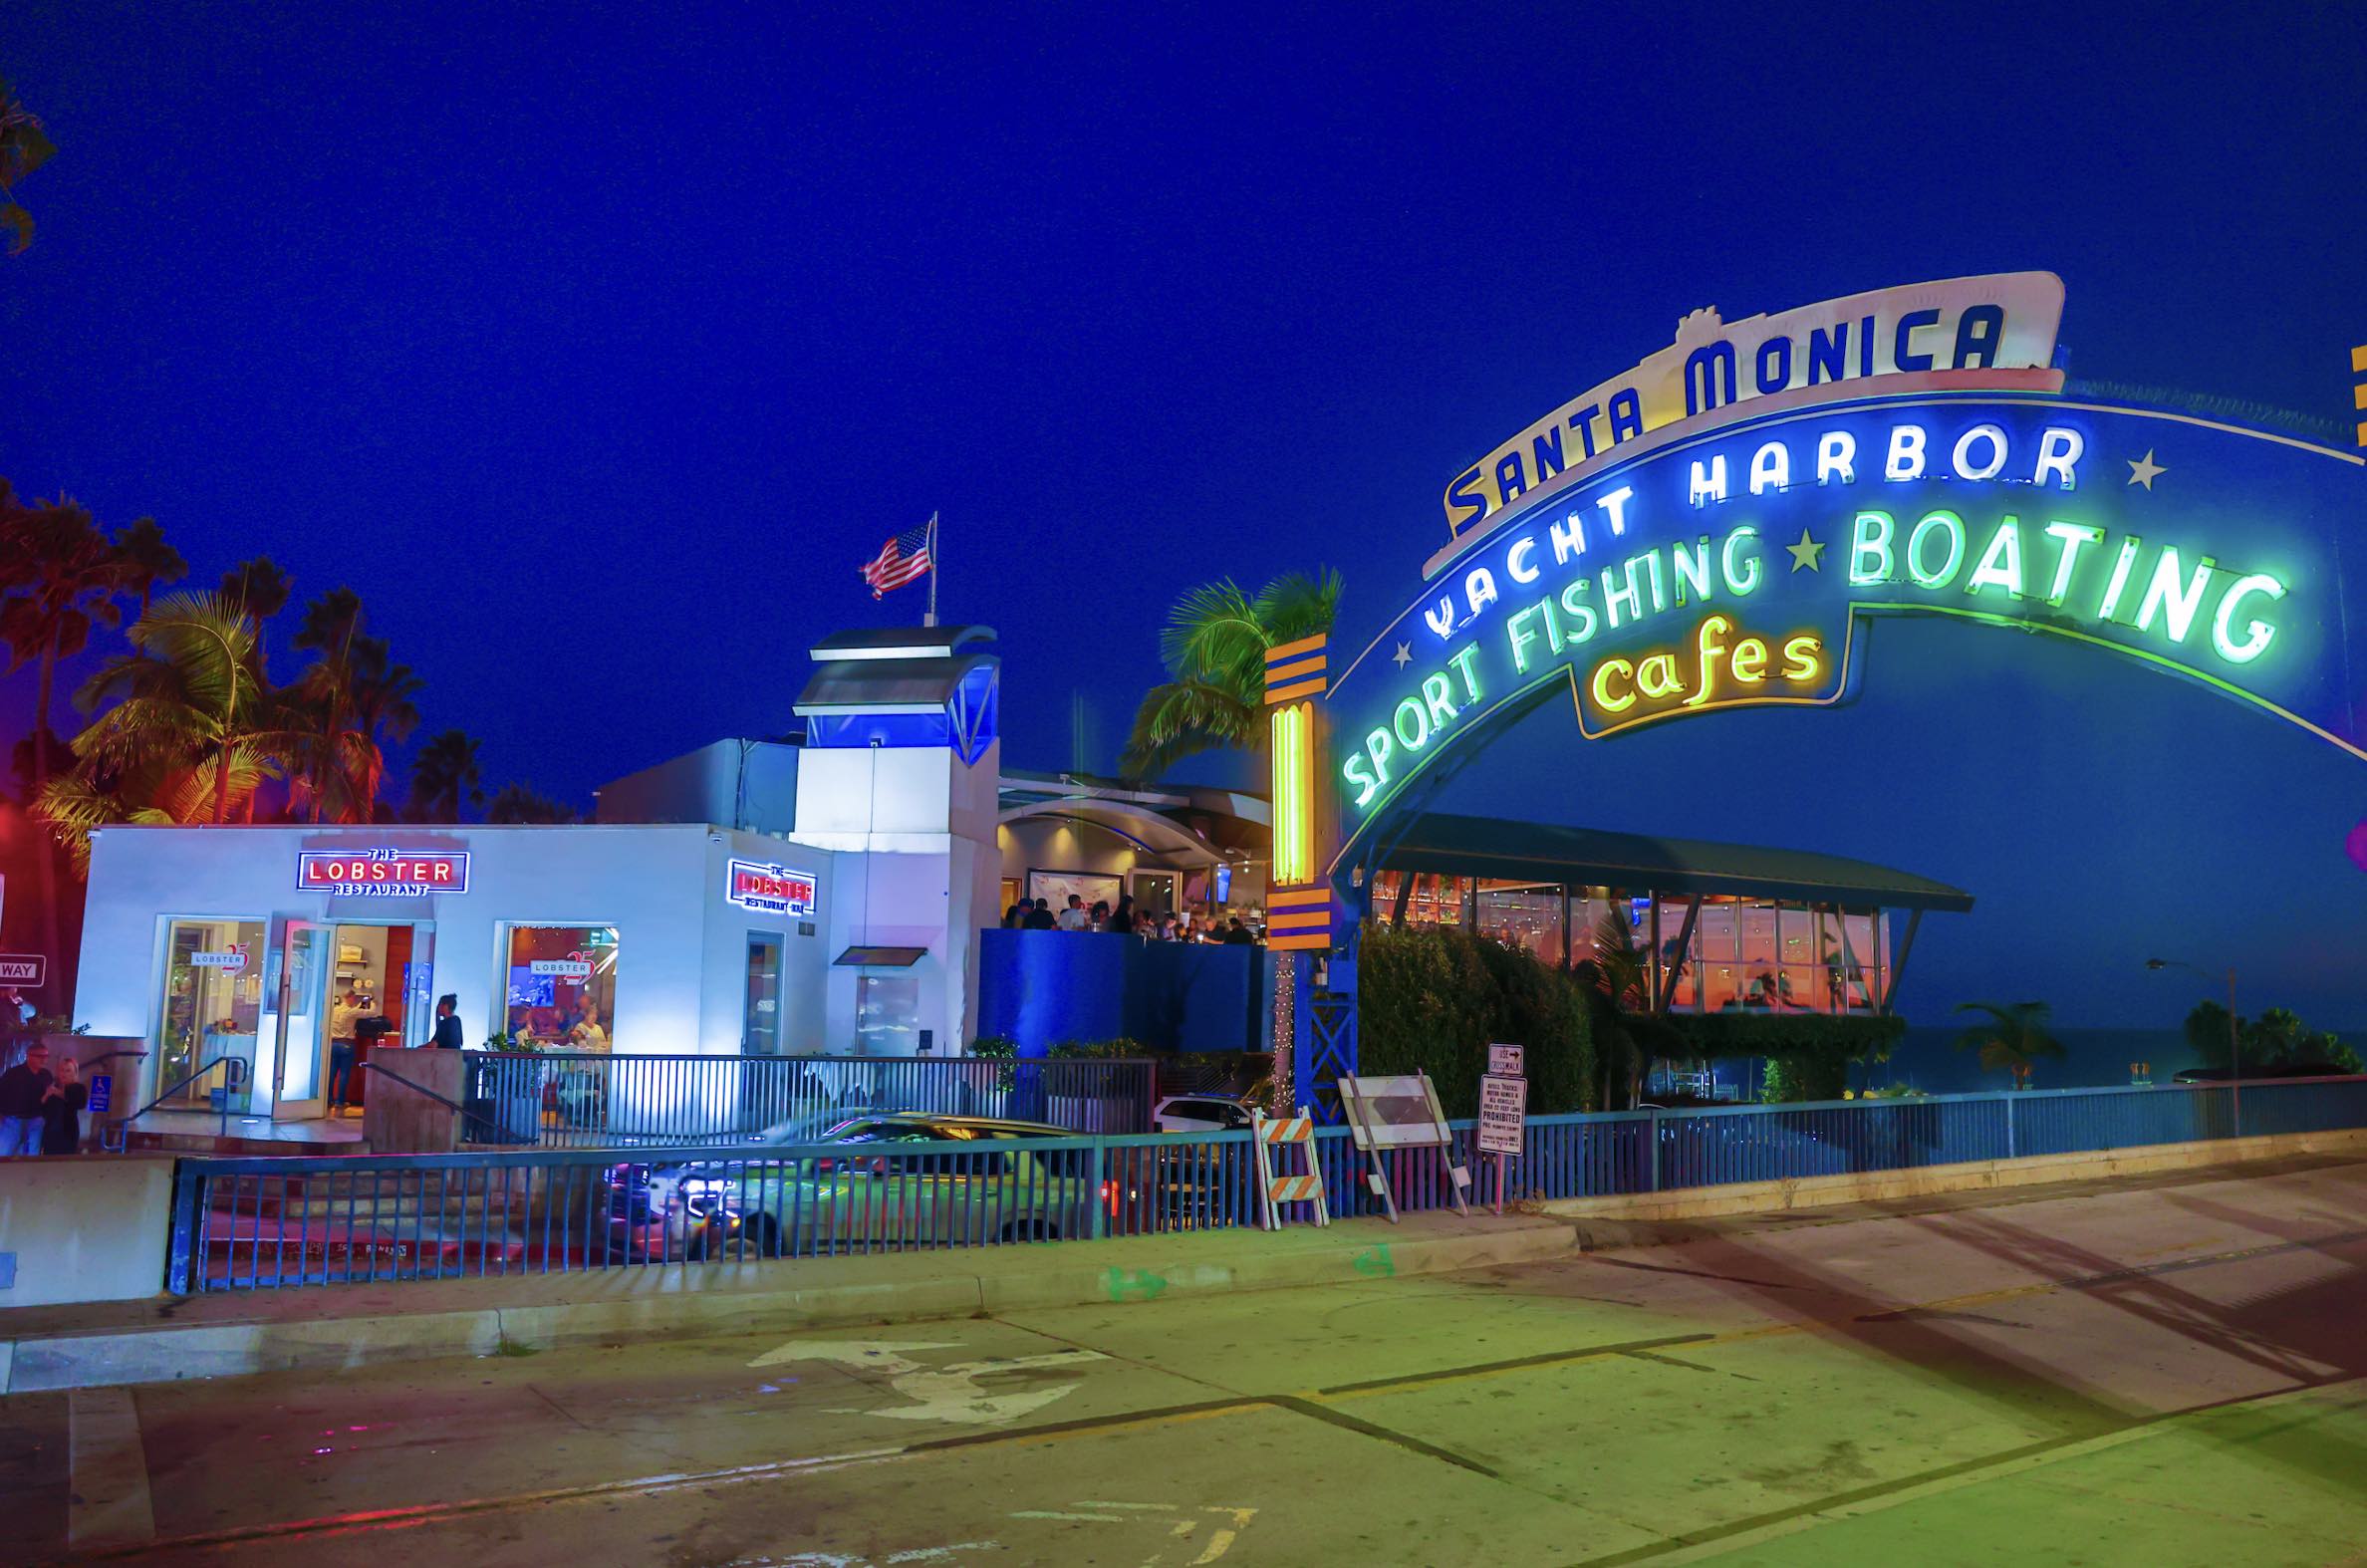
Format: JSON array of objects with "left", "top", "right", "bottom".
[
  {"left": 485, "top": 782, "right": 575, "bottom": 824},
  {"left": 1953, "top": 1000, "right": 2067, "bottom": 1090},
  {"left": 407, "top": 729, "right": 485, "bottom": 823},
  {"left": 1119, "top": 570, "right": 1340, "bottom": 778},
  {"left": 218, "top": 556, "right": 293, "bottom": 623},
  {"left": 0, "top": 487, "right": 127, "bottom": 965},
  {"left": 113, "top": 516, "right": 186, "bottom": 617}
]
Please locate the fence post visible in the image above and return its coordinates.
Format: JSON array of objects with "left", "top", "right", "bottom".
[
  {"left": 2003, "top": 1094, "right": 2016, "bottom": 1162},
  {"left": 165, "top": 1162, "right": 203, "bottom": 1295},
  {"left": 1646, "top": 1108, "right": 1661, "bottom": 1192},
  {"left": 1089, "top": 1136, "right": 1108, "bottom": 1240}
]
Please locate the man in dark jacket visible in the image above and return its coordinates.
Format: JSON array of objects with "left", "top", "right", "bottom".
[
  {"left": 431, "top": 994, "right": 465, "bottom": 1050},
  {"left": 0, "top": 1041, "right": 54, "bottom": 1156}
]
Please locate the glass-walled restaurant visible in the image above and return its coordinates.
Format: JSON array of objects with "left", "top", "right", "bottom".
[
  {"left": 1369, "top": 812, "right": 1971, "bottom": 1021},
  {"left": 1372, "top": 874, "right": 1889, "bottom": 1014}
]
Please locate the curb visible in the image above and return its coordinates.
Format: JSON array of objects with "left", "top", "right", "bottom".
[
  {"left": 1539, "top": 1127, "right": 2367, "bottom": 1226},
  {"left": 3, "top": 1218, "right": 1577, "bottom": 1395}
]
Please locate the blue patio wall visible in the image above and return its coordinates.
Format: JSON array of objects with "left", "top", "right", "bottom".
[{"left": 977, "top": 929, "right": 1262, "bottom": 1054}]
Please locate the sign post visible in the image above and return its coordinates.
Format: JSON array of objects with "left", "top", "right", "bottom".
[{"left": 1477, "top": 1044, "right": 1527, "bottom": 1215}]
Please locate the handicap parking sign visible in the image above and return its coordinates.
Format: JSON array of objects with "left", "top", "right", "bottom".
[{"left": 88, "top": 1073, "right": 112, "bottom": 1115}]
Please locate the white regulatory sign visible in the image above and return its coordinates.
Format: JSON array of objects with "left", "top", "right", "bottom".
[{"left": 1477, "top": 1073, "right": 1527, "bottom": 1157}]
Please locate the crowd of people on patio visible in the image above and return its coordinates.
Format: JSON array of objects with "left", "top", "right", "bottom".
[{"left": 1001, "top": 893, "right": 1262, "bottom": 945}]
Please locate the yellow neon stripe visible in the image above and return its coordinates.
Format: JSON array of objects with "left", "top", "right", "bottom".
[
  {"left": 1265, "top": 633, "right": 1328, "bottom": 662},
  {"left": 1268, "top": 932, "right": 1330, "bottom": 951},
  {"left": 2353, "top": 344, "right": 2367, "bottom": 374},
  {"left": 1263, "top": 676, "right": 1327, "bottom": 704},
  {"left": 1265, "top": 653, "right": 1327, "bottom": 682},
  {"left": 1268, "top": 910, "right": 1331, "bottom": 929},
  {"left": 1267, "top": 887, "right": 1330, "bottom": 908}
]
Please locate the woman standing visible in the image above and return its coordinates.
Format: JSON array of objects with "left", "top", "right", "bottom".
[{"left": 41, "top": 1055, "right": 88, "bottom": 1156}]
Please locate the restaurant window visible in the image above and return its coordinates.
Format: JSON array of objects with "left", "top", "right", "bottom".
[
  {"left": 500, "top": 924, "right": 619, "bottom": 1052},
  {"left": 1694, "top": 899, "right": 1740, "bottom": 1014},
  {"left": 1476, "top": 884, "right": 1559, "bottom": 960},
  {"left": 157, "top": 917, "right": 266, "bottom": 1110}
]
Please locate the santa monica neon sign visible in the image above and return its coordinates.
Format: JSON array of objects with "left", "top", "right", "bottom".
[{"left": 1315, "top": 281, "right": 2364, "bottom": 876}]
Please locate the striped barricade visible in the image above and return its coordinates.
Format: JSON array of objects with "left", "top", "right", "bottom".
[{"left": 1251, "top": 1107, "right": 1330, "bottom": 1231}]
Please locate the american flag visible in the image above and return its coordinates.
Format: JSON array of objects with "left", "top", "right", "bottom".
[{"left": 861, "top": 522, "right": 934, "bottom": 598}]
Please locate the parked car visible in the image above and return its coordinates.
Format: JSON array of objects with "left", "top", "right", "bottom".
[
  {"left": 605, "top": 1111, "right": 1089, "bottom": 1260},
  {"left": 1152, "top": 1094, "right": 1260, "bottom": 1134}
]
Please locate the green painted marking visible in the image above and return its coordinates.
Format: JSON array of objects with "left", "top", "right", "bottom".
[
  {"left": 1105, "top": 1267, "right": 1169, "bottom": 1302},
  {"left": 1352, "top": 1244, "right": 1396, "bottom": 1279}
]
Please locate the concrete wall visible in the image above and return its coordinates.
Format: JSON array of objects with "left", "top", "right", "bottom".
[
  {"left": 596, "top": 740, "right": 800, "bottom": 836},
  {"left": 74, "top": 824, "right": 842, "bottom": 1103},
  {"left": 0, "top": 1156, "right": 174, "bottom": 1307}
]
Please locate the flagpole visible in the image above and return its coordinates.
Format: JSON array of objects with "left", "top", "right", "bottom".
[{"left": 923, "top": 510, "right": 939, "bottom": 628}]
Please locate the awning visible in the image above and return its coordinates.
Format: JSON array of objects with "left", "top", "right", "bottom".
[
  {"left": 806, "top": 625, "right": 996, "bottom": 661},
  {"left": 794, "top": 652, "right": 997, "bottom": 715},
  {"left": 1378, "top": 813, "right": 1972, "bottom": 913},
  {"left": 834, "top": 945, "right": 928, "bottom": 967}
]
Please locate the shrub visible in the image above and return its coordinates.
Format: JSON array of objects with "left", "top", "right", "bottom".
[
  {"left": 1672, "top": 1013, "right": 1904, "bottom": 1103},
  {"left": 1357, "top": 924, "right": 1595, "bottom": 1117}
]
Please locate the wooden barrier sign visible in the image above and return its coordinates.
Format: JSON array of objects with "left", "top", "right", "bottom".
[
  {"left": 1337, "top": 1071, "right": 1469, "bottom": 1221},
  {"left": 1251, "top": 1107, "right": 1330, "bottom": 1231}
]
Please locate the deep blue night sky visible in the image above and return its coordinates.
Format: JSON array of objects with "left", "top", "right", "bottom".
[{"left": 6, "top": 5, "right": 2364, "bottom": 1029}]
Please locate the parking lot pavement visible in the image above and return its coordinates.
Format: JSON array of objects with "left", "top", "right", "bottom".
[{"left": 15, "top": 1157, "right": 2367, "bottom": 1566}]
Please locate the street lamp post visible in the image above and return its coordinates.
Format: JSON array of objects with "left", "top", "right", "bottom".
[{"left": 2146, "top": 956, "right": 2241, "bottom": 1136}]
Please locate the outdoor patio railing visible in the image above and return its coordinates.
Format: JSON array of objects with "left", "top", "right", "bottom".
[
  {"left": 163, "top": 1075, "right": 2367, "bottom": 1292},
  {"left": 458, "top": 1051, "right": 1160, "bottom": 1148}
]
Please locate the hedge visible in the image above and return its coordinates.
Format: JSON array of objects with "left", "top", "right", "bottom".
[{"left": 1356, "top": 924, "right": 1596, "bottom": 1116}]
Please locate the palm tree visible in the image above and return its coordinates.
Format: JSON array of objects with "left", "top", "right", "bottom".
[
  {"left": 113, "top": 516, "right": 186, "bottom": 617},
  {"left": 0, "top": 488, "right": 127, "bottom": 967},
  {"left": 288, "top": 588, "right": 371, "bottom": 822},
  {"left": 0, "top": 78, "right": 54, "bottom": 255},
  {"left": 1119, "top": 570, "right": 1340, "bottom": 779},
  {"left": 64, "top": 592, "right": 295, "bottom": 828},
  {"left": 486, "top": 782, "right": 575, "bottom": 824},
  {"left": 407, "top": 729, "right": 485, "bottom": 823},
  {"left": 1953, "top": 1000, "right": 2067, "bottom": 1090},
  {"left": 37, "top": 740, "right": 273, "bottom": 874},
  {"left": 219, "top": 556, "right": 294, "bottom": 622}
]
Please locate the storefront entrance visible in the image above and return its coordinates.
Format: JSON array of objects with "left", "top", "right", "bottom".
[{"left": 155, "top": 916, "right": 434, "bottom": 1122}]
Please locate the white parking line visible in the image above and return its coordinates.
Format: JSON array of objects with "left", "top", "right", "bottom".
[{"left": 68, "top": 1386, "right": 156, "bottom": 1552}]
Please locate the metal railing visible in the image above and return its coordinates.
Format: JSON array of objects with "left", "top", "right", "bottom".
[
  {"left": 104, "top": 1054, "right": 248, "bottom": 1152},
  {"left": 455, "top": 1051, "right": 1161, "bottom": 1148},
  {"left": 161, "top": 1075, "right": 2367, "bottom": 1292}
]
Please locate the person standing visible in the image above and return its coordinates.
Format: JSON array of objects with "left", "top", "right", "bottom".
[
  {"left": 431, "top": 994, "right": 465, "bottom": 1050},
  {"left": 327, "top": 988, "right": 365, "bottom": 1113},
  {"left": 1056, "top": 895, "right": 1090, "bottom": 931},
  {"left": 0, "top": 1041, "right": 55, "bottom": 1156},
  {"left": 1022, "top": 899, "right": 1057, "bottom": 930},
  {"left": 40, "top": 1055, "right": 88, "bottom": 1157}
]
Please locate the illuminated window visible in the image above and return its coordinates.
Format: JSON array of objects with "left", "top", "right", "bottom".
[{"left": 500, "top": 924, "right": 619, "bottom": 1053}]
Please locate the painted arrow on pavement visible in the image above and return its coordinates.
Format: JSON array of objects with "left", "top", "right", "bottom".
[{"left": 748, "top": 1339, "right": 1108, "bottom": 1426}]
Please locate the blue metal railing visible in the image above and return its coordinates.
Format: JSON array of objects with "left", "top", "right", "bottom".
[
  {"left": 162, "top": 1076, "right": 2367, "bottom": 1292},
  {"left": 457, "top": 1051, "right": 1161, "bottom": 1148}
]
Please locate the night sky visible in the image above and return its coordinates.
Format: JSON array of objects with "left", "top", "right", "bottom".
[{"left": 6, "top": 5, "right": 2364, "bottom": 1029}]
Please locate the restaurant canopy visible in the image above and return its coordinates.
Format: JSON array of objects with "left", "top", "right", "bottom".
[{"left": 1375, "top": 812, "right": 1973, "bottom": 914}]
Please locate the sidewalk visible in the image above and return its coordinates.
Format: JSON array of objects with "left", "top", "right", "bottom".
[{"left": 0, "top": 1206, "right": 1576, "bottom": 1395}]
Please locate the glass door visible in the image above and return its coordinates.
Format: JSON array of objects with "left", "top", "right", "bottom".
[
  {"left": 272, "top": 919, "right": 331, "bottom": 1120},
  {"left": 743, "top": 933, "right": 784, "bottom": 1055}
]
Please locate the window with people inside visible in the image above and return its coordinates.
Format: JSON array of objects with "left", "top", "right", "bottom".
[
  {"left": 1374, "top": 874, "right": 1889, "bottom": 1015},
  {"left": 501, "top": 924, "right": 620, "bottom": 1052}
]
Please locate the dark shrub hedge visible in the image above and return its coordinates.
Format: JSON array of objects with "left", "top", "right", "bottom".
[{"left": 1357, "top": 924, "right": 1596, "bottom": 1116}]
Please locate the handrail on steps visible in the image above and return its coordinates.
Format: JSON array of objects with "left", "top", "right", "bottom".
[{"left": 103, "top": 1054, "right": 247, "bottom": 1152}]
